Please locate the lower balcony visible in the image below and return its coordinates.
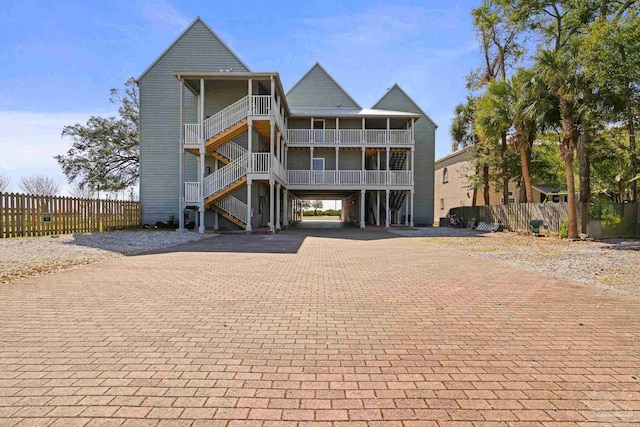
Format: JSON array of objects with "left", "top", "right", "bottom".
[{"left": 287, "top": 170, "right": 412, "bottom": 187}]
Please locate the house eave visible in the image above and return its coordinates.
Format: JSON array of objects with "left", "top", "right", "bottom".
[{"left": 173, "top": 71, "right": 290, "bottom": 114}]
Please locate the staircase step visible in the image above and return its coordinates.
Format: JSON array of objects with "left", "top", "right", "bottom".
[
  {"left": 212, "top": 206, "right": 246, "bottom": 229},
  {"left": 204, "top": 177, "right": 247, "bottom": 205},
  {"left": 205, "top": 120, "right": 248, "bottom": 152}
]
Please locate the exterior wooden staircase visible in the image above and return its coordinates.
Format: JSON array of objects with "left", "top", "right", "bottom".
[
  {"left": 211, "top": 141, "right": 247, "bottom": 165},
  {"left": 205, "top": 120, "right": 247, "bottom": 153},
  {"left": 212, "top": 195, "right": 248, "bottom": 228}
]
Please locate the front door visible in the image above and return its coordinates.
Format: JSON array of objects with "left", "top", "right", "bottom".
[{"left": 313, "top": 158, "right": 325, "bottom": 184}]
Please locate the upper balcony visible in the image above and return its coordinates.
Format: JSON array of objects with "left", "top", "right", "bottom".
[
  {"left": 287, "top": 129, "right": 413, "bottom": 147},
  {"left": 183, "top": 95, "right": 287, "bottom": 148}
]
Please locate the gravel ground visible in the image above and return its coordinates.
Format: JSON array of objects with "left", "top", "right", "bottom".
[
  {"left": 0, "top": 230, "right": 210, "bottom": 284},
  {"left": 393, "top": 227, "right": 640, "bottom": 296}
]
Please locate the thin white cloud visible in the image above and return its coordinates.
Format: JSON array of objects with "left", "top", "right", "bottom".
[
  {"left": 301, "top": 4, "right": 463, "bottom": 48},
  {"left": 138, "top": 0, "right": 190, "bottom": 30},
  {"left": 0, "top": 111, "right": 113, "bottom": 194}
]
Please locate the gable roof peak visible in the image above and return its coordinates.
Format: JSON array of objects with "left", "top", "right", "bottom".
[
  {"left": 287, "top": 62, "right": 362, "bottom": 109},
  {"left": 373, "top": 83, "right": 438, "bottom": 128},
  {"left": 137, "top": 16, "right": 251, "bottom": 81}
]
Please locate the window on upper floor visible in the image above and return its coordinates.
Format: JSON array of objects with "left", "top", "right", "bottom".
[{"left": 442, "top": 168, "right": 449, "bottom": 184}]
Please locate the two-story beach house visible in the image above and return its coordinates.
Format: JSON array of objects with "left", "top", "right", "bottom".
[{"left": 138, "top": 17, "right": 436, "bottom": 233}]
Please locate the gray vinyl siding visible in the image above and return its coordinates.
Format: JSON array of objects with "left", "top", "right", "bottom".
[
  {"left": 337, "top": 150, "right": 361, "bottom": 170},
  {"left": 373, "top": 86, "right": 436, "bottom": 225},
  {"left": 203, "top": 80, "right": 247, "bottom": 118},
  {"left": 138, "top": 19, "right": 249, "bottom": 224},
  {"left": 287, "top": 64, "right": 360, "bottom": 109},
  {"left": 288, "top": 150, "right": 310, "bottom": 170}
]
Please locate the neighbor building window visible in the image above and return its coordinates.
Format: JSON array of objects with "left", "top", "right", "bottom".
[
  {"left": 442, "top": 168, "right": 449, "bottom": 184},
  {"left": 440, "top": 199, "right": 445, "bottom": 210}
]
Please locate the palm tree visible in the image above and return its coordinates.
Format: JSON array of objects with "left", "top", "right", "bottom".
[
  {"left": 475, "top": 79, "right": 513, "bottom": 205},
  {"left": 509, "top": 68, "right": 556, "bottom": 202},
  {"left": 451, "top": 97, "right": 490, "bottom": 206},
  {"left": 535, "top": 49, "right": 581, "bottom": 239}
]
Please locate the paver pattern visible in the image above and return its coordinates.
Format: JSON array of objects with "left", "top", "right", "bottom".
[{"left": 0, "top": 226, "right": 639, "bottom": 426}]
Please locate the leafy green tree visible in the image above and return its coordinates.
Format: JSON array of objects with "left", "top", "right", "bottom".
[
  {"left": 450, "top": 97, "right": 489, "bottom": 206},
  {"left": 475, "top": 79, "right": 514, "bottom": 205},
  {"left": 581, "top": 8, "right": 640, "bottom": 200},
  {"left": 311, "top": 200, "right": 324, "bottom": 215},
  {"left": 56, "top": 78, "right": 139, "bottom": 192}
]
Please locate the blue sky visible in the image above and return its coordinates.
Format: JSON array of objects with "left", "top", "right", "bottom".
[{"left": 0, "top": 0, "right": 481, "bottom": 194}]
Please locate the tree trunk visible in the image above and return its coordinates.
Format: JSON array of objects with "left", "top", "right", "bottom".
[
  {"left": 472, "top": 166, "right": 479, "bottom": 207},
  {"left": 577, "top": 129, "right": 591, "bottom": 234},
  {"left": 564, "top": 157, "right": 579, "bottom": 239},
  {"left": 559, "top": 98, "right": 579, "bottom": 239},
  {"left": 501, "top": 131, "right": 509, "bottom": 205},
  {"left": 627, "top": 93, "right": 637, "bottom": 202},
  {"left": 483, "top": 164, "right": 490, "bottom": 205},
  {"left": 519, "top": 144, "right": 533, "bottom": 202}
]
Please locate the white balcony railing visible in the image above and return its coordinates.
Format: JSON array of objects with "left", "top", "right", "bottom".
[
  {"left": 252, "top": 153, "right": 271, "bottom": 173},
  {"left": 184, "top": 124, "right": 201, "bottom": 146},
  {"left": 389, "top": 171, "right": 412, "bottom": 185},
  {"left": 338, "top": 170, "right": 363, "bottom": 185},
  {"left": 184, "top": 182, "right": 201, "bottom": 203},
  {"left": 286, "top": 170, "right": 413, "bottom": 187},
  {"left": 286, "top": 129, "right": 413, "bottom": 146},
  {"left": 251, "top": 95, "right": 271, "bottom": 116},
  {"left": 365, "top": 170, "right": 386, "bottom": 185}
]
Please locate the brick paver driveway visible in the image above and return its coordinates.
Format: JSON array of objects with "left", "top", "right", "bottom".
[{"left": 1, "top": 227, "right": 639, "bottom": 427}]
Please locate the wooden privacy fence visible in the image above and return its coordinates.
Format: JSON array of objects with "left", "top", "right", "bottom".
[
  {"left": 450, "top": 203, "right": 570, "bottom": 233},
  {"left": 1, "top": 193, "right": 141, "bottom": 238}
]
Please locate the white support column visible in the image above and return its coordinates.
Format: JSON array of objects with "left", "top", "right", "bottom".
[
  {"left": 336, "top": 118, "right": 340, "bottom": 143},
  {"left": 361, "top": 147, "right": 365, "bottom": 184},
  {"left": 270, "top": 120, "right": 275, "bottom": 165},
  {"left": 283, "top": 190, "right": 289, "bottom": 227},
  {"left": 360, "top": 190, "right": 366, "bottom": 229},
  {"left": 269, "top": 180, "right": 275, "bottom": 234},
  {"left": 386, "top": 117, "right": 390, "bottom": 143},
  {"left": 248, "top": 119, "right": 253, "bottom": 172},
  {"left": 275, "top": 130, "right": 280, "bottom": 162},
  {"left": 246, "top": 179, "right": 252, "bottom": 231},
  {"left": 285, "top": 146, "right": 288, "bottom": 169},
  {"left": 335, "top": 147, "right": 339, "bottom": 173},
  {"left": 214, "top": 157, "right": 219, "bottom": 231},
  {"left": 310, "top": 147, "right": 314, "bottom": 170},
  {"left": 248, "top": 78, "right": 253, "bottom": 114},
  {"left": 178, "top": 77, "right": 185, "bottom": 230},
  {"left": 386, "top": 146, "right": 390, "bottom": 184},
  {"left": 385, "top": 189, "right": 390, "bottom": 228},
  {"left": 361, "top": 117, "right": 366, "bottom": 144},
  {"left": 405, "top": 191, "right": 409, "bottom": 226},
  {"left": 411, "top": 118, "right": 415, "bottom": 143},
  {"left": 376, "top": 190, "right": 380, "bottom": 226},
  {"left": 310, "top": 117, "right": 314, "bottom": 143},
  {"left": 276, "top": 183, "right": 281, "bottom": 230},
  {"left": 199, "top": 78, "right": 205, "bottom": 126},
  {"left": 410, "top": 190, "right": 414, "bottom": 227},
  {"left": 198, "top": 146, "right": 206, "bottom": 234},
  {"left": 270, "top": 76, "right": 275, "bottom": 105}
]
